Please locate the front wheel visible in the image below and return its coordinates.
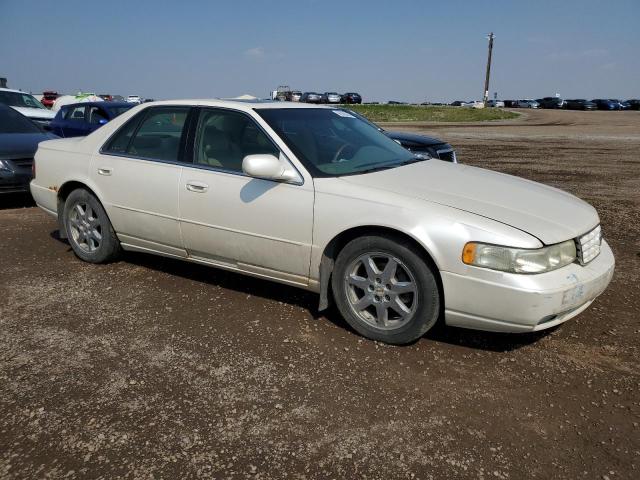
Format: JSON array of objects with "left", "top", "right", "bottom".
[
  {"left": 63, "top": 188, "right": 121, "bottom": 263},
  {"left": 331, "top": 235, "right": 440, "bottom": 345}
]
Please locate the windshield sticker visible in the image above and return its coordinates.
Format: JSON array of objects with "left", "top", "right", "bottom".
[{"left": 333, "top": 110, "right": 355, "bottom": 118}]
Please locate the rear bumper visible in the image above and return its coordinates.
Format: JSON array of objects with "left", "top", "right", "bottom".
[
  {"left": 442, "top": 240, "right": 615, "bottom": 333},
  {"left": 29, "top": 181, "right": 58, "bottom": 216}
]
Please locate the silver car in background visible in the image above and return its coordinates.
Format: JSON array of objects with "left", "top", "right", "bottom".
[
  {"left": 515, "top": 99, "right": 540, "bottom": 108},
  {"left": 322, "top": 92, "right": 342, "bottom": 104}
]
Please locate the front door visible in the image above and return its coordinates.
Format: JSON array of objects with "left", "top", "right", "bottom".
[{"left": 178, "top": 107, "right": 314, "bottom": 285}]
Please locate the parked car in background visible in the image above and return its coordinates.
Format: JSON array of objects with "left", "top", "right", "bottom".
[
  {"left": 322, "top": 92, "right": 342, "bottom": 104},
  {"left": 112, "top": 95, "right": 125, "bottom": 102},
  {"left": 30, "top": 99, "right": 614, "bottom": 344},
  {"left": 126, "top": 95, "right": 142, "bottom": 104},
  {"left": 486, "top": 100, "right": 505, "bottom": 107},
  {"left": 591, "top": 99, "right": 617, "bottom": 110},
  {"left": 99, "top": 94, "right": 113, "bottom": 102},
  {"left": 514, "top": 99, "right": 540, "bottom": 108},
  {"left": 609, "top": 99, "right": 629, "bottom": 110},
  {"left": 290, "top": 91, "right": 302, "bottom": 102},
  {"left": 625, "top": 99, "right": 640, "bottom": 110},
  {"left": 300, "top": 92, "right": 323, "bottom": 103},
  {"left": 387, "top": 100, "right": 407, "bottom": 105},
  {"left": 564, "top": 99, "right": 597, "bottom": 111},
  {"left": 41, "top": 91, "right": 59, "bottom": 109},
  {"left": 50, "top": 102, "right": 133, "bottom": 137},
  {"left": 536, "top": 97, "right": 566, "bottom": 109},
  {"left": 0, "top": 88, "right": 55, "bottom": 126},
  {"left": 345, "top": 109, "right": 457, "bottom": 163},
  {"left": 0, "top": 104, "right": 57, "bottom": 194},
  {"left": 341, "top": 92, "right": 362, "bottom": 104},
  {"left": 450, "top": 101, "right": 468, "bottom": 107}
]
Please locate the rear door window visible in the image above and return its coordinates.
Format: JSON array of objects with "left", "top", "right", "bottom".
[
  {"left": 66, "top": 105, "right": 87, "bottom": 122},
  {"left": 106, "top": 107, "right": 190, "bottom": 162}
]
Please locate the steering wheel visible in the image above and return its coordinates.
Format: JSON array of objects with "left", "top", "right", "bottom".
[{"left": 331, "top": 143, "right": 355, "bottom": 163}]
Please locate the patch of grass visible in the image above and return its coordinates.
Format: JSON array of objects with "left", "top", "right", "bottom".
[{"left": 345, "top": 104, "right": 520, "bottom": 123}]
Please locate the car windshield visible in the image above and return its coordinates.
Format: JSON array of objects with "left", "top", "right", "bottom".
[
  {"left": 257, "top": 108, "right": 418, "bottom": 177},
  {"left": 0, "top": 106, "right": 42, "bottom": 134},
  {"left": 0, "top": 91, "right": 46, "bottom": 109},
  {"left": 344, "top": 109, "right": 383, "bottom": 131}
]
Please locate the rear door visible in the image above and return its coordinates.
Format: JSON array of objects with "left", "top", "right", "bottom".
[
  {"left": 62, "top": 105, "right": 88, "bottom": 137},
  {"left": 91, "top": 105, "right": 193, "bottom": 256}
]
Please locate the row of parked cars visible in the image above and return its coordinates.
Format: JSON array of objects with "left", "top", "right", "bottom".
[
  {"left": 534, "top": 98, "right": 640, "bottom": 110},
  {"left": 451, "top": 98, "right": 640, "bottom": 110},
  {"left": 275, "top": 90, "right": 362, "bottom": 104}
]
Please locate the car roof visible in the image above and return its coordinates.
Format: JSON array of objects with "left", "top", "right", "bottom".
[
  {"left": 137, "top": 99, "right": 334, "bottom": 111},
  {"left": 0, "top": 87, "right": 36, "bottom": 94}
]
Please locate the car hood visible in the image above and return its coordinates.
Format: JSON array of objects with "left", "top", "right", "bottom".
[
  {"left": 10, "top": 106, "right": 56, "bottom": 119},
  {"left": 340, "top": 160, "right": 598, "bottom": 245},
  {"left": 384, "top": 131, "right": 446, "bottom": 147},
  {"left": 0, "top": 133, "right": 56, "bottom": 158}
]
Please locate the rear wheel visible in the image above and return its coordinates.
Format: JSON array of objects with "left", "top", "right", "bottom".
[
  {"left": 63, "top": 189, "right": 121, "bottom": 263},
  {"left": 332, "top": 235, "right": 440, "bottom": 344}
]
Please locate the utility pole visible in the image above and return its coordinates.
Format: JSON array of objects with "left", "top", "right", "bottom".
[{"left": 483, "top": 32, "right": 494, "bottom": 106}]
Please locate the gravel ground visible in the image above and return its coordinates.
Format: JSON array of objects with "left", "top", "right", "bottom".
[{"left": 1, "top": 109, "right": 639, "bottom": 479}]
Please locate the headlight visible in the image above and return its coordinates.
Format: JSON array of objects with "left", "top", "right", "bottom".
[
  {"left": 462, "top": 240, "right": 576, "bottom": 274},
  {"left": 0, "top": 159, "right": 11, "bottom": 172}
]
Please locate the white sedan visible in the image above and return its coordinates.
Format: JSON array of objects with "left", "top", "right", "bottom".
[{"left": 30, "top": 100, "right": 615, "bottom": 344}]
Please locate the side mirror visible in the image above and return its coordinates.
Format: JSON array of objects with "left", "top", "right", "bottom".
[{"left": 242, "top": 154, "right": 301, "bottom": 183}]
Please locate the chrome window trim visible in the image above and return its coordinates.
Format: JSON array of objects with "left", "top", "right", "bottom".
[{"left": 97, "top": 105, "right": 304, "bottom": 186}]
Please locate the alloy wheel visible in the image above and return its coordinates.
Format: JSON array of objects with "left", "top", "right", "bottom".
[
  {"left": 343, "top": 252, "right": 418, "bottom": 330},
  {"left": 68, "top": 202, "right": 102, "bottom": 253}
]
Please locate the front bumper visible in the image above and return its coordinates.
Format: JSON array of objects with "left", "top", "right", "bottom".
[
  {"left": 441, "top": 240, "right": 615, "bottom": 333},
  {"left": 0, "top": 168, "right": 32, "bottom": 194}
]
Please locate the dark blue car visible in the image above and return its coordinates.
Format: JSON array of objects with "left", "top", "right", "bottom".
[
  {"left": 591, "top": 99, "right": 618, "bottom": 110},
  {"left": 50, "top": 101, "right": 132, "bottom": 137}
]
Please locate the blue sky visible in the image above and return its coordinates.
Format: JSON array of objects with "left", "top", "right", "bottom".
[{"left": 1, "top": 0, "right": 638, "bottom": 102}]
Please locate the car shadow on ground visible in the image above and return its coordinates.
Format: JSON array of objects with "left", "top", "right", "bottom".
[
  {"left": 50, "top": 231, "right": 550, "bottom": 353},
  {"left": 0, "top": 193, "right": 35, "bottom": 210}
]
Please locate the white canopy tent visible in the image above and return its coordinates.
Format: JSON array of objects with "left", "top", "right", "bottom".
[{"left": 52, "top": 93, "right": 104, "bottom": 112}]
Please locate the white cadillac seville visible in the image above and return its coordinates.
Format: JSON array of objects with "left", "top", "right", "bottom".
[{"left": 30, "top": 100, "right": 615, "bottom": 344}]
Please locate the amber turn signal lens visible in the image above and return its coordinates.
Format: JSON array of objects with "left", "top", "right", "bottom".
[{"left": 462, "top": 242, "right": 476, "bottom": 264}]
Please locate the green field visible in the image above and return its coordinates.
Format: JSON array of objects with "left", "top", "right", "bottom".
[{"left": 345, "top": 104, "right": 520, "bottom": 123}]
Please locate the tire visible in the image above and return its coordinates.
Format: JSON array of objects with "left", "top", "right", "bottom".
[
  {"left": 331, "top": 235, "right": 440, "bottom": 345},
  {"left": 63, "top": 188, "right": 121, "bottom": 263}
]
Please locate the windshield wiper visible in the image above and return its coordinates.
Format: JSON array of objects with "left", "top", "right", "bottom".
[{"left": 356, "top": 165, "right": 398, "bottom": 174}]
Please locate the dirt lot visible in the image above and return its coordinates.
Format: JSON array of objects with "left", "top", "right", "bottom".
[{"left": 1, "top": 109, "right": 639, "bottom": 479}]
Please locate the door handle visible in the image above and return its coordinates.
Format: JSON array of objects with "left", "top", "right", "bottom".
[
  {"left": 98, "top": 167, "right": 112, "bottom": 176},
  {"left": 186, "top": 181, "right": 209, "bottom": 193}
]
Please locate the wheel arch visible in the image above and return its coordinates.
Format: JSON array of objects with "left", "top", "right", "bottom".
[
  {"left": 318, "top": 225, "right": 444, "bottom": 312},
  {"left": 56, "top": 180, "right": 104, "bottom": 239}
]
